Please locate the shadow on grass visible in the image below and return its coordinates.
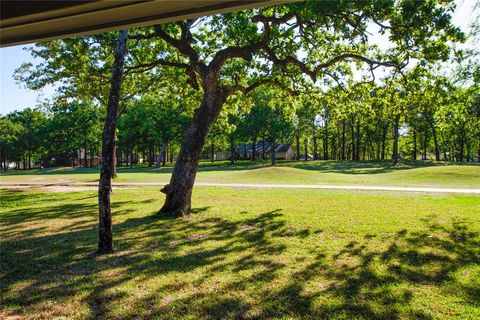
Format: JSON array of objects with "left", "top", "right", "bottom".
[{"left": 1, "top": 190, "right": 479, "bottom": 319}]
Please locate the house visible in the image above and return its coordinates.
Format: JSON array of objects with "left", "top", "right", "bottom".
[
  {"left": 39, "top": 149, "right": 101, "bottom": 167},
  {"left": 215, "top": 150, "right": 231, "bottom": 161},
  {"left": 274, "top": 144, "right": 295, "bottom": 160},
  {"left": 237, "top": 142, "right": 295, "bottom": 160}
]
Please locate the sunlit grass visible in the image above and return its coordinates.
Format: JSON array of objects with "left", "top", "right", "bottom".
[
  {"left": 1, "top": 160, "right": 479, "bottom": 188},
  {"left": 1, "top": 187, "right": 479, "bottom": 319}
]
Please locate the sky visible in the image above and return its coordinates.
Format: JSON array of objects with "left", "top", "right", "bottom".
[{"left": 0, "top": 0, "right": 477, "bottom": 115}]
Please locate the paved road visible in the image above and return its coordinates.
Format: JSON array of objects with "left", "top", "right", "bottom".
[{"left": 1, "top": 181, "right": 479, "bottom": 194}]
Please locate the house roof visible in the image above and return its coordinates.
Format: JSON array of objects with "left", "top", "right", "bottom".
[{"left": 275, "top": 144, "right": 291, "bottom": 153}]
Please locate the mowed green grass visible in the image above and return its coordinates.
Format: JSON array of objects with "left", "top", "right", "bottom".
[
  {"left": 1, "top": 160, "right": 479, "bottom": 188},
  {"left": 1, "top": 187, "right": 479, "bottom": 319}
]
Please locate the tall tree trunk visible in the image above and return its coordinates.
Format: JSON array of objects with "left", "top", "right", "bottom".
[
  {"left": 313, "top": 136, "right": 318, "bottom": 160},
  {"left": 413, "top": 129, "right": 417, "bottom": 161},
  {"left": 392, "top": 115, "right": 400, "bottom": 164},
  {"left": 355, "top": 121, "right": 360, "bottom": 161},
  {"left": 296, "top": 134, "right": 300, "bottom": 160},
  {"left": 125, "top": 145, "right": 129, "bottom": 167},
  {"left": 341, "top": 121, "right": 346, "bottom": 161},
  {"left": 252, "top": 136, "right": 257, "bottom": 161},
  {"left": 230, "top": 134, "right": 235, "bottom": 164},
  {"left": 97, "top": 30, "right": 128, "bottom": 255},
  {"left": 159, "top": 83, "right": 225, "bottom": 216},
  {"left": 270, "top": 137, "right": 276, "bottom": 165},
  {"left": 423, "top": 130, "right": 428, "bottom": 160},
  {"left": 466, "top": 139, "right": 471, "bottom": 162},
  {"left": 84, "top": 144, "right": 88, "bottom": 168},
  {"left": 304, "top": 138, "right": 308, "bottom": 161},
  {"left": 262, "top": 139, "right": 266, "bottom": 160},
  {"left": 442, "top": 139, "right": 448, "bottom": 162},
  {"left": 381, "top": 124, "right": 387, "bottom": 161},
  {"left": 112, "top": 131, "right": 118, "bottom": 178},
  {"left": 148, "top": 143, "right": 153, "bottom": 167},
  {"left": 459, "top": 125, "right": 465, "bottom": 162},
  {"left": 350, "top": 121, "right": 355, "bottom": 161},
  {"left": 156, "top": 136, "right": 169, "bottom": 167},
  {"left": 210, "top": 143, "right": 215, "bottom": 162},
  {"left": 162, "top": 143, "right": 167, "bottom": 166},
  {"left": 324, "top": 124, "right": 329, "bottom": 160},
  {"left": 431, "top": 124, "right": 440, "bottom": 161}
]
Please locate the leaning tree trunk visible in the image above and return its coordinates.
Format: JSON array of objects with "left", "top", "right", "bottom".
[
  {"left": 97, "top": 30, "right": 128, "bottom": 254},
  {"left": 159, "top": 85, "right": 225, "bottom": 216}
]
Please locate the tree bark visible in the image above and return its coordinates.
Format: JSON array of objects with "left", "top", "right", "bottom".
[
  {"left": 252, "top": 137, "right": 257, "bottom": 161},
  {"left": 355, "top": 121, "right": 360, "bottom": 161},
  {"left": 97, "top": 30, "right": 128, "bottom": 255},
  {"left": 210, "top": 143, "right": 215, "bottom": 162},
  {"left": 459, "top": 124, "right": 465, "bottom": 162},
  {"left": 112, "top": 131, "right": 118, "bottom": 178},
  {"left": 156, "top": 136, "right": 169, "bottom": 167},
  {"left": 423, "top": 129, "right": 428, "bottom": 160},
  {"left": 230, "top": 134, "right": 235, "bottom": 164},
  {"left": 84, "top": 144, "right": 88, "bottom": 168},
  {"left": 413, "top": 129, "right": 417, "bottom": 161},
  {"left": 431, "top": 124, "right": 440, "bottom": 161},
  {"left": 324, "top": 122, "right": 329, "bottom": 160},
  {"left": 341, "top": 121, "right": 346, "bottom": 161},
  {"left": 304, "top": 139, "right": 308, "bottom": 161},
  {"left": 392, "top": 115, "right": 400, "bottom": 164},
  {"left": 270, "top": 138, "right": 276, "bottom": 165},
  {"left": 381, "top": 124, "right": 387, "bottom": 161},
  {"left": 159, "top": 83, "right": 225, "bottom": 216},
  {"left": 296, "top": 134, "right": 300, "bottom": 160}
]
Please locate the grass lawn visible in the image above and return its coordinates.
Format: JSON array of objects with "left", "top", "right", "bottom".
[
  {"left": 1, "top": 187, "right": 479, "bottom": 319},
  {"left": 1, "top": 160, "right": 479, "bottom": 188}
]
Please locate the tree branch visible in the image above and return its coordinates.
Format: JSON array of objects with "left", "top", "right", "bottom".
[
  {"left": 153, "top": 24, "right": 199, "bottom": 64},
  {"left": 124, "top": 59, "right": 189, "bottom": 75},
  {"left": 224, "top": 78, "right": 298, "bottom": 97}
]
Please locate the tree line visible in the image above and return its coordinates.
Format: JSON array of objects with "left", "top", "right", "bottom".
[{"left": 2, "top": 67, "right": 478, "bottom": 171}]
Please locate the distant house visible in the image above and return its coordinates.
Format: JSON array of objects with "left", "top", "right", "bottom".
[
  {"left": 39, "top": 149, "right": 101, "bottom": 167},
  {"left": 215, "top": 150, "right": 231, "bottom": 161},
  {"left": 237, "top": 142, "right": 295, "bottom": 160},
  {"left": 274, "top": 144, "right": 294, "bottom": 160}
]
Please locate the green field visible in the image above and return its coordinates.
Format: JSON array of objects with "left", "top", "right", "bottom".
[
  {"left": 1, "top": 160, "right": 479, "bottom": 188},
  {"left": 1, "top": 186, "right": 479, "bottom": 319}
]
